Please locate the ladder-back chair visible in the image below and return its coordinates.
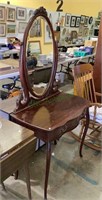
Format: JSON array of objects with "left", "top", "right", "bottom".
[{"left": 72, "top": 63, "right": 102, "bottom": 151}]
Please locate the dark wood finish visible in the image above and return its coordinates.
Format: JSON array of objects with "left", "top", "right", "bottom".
[
  {"left": 11, "top": 92, "right": 89, "bottom": 199},
  {"left": 93, "top": 16, "right": 102, "bottom": 101},
  {"left": 0, "top": 7, "right": 90, "bottom": 200},
  {"left": 17, "top": 6, "right": 58, "bottom": 111},
  {"left": 11, "top": 92, "right": 89, "bottom": 142},
  {"left": 0, "top": 117, "right": 37, "bottom": 199},
  {"left": 44, "top": 142, "right": 51, "bottom": 200}
]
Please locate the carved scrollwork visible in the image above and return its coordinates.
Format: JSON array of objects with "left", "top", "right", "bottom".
[
  {"left": 34, "top": 7, "right": 48, "bottom": 17},
  {"left": 15, "top": 91, "right": 29, "bottom": 112}
]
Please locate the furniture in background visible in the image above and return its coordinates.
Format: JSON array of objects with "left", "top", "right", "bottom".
[
  {"left": 0, "top": 117, "right": 37, "bottom": 199},
  {"left": 93, "top": 16, "right": 102, "bottom": 100},
  {"left": 0, "top": 58, "right": 52, "bottom": 99},
  {"left": 0, "top": 48, "right": 20, "bottom": 59},
  {"left": 59, "top": 53, "right": 95, "bottom": 83},
  {"left": 93, "top": 18, "right": 100, "bottom": 37},
  {"left": 72, "top": 63, "right": 102, "bottom": 151}
]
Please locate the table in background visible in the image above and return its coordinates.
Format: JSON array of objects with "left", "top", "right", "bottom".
[
  {"left": 0, "top": 54, "right": 95, "bottom": 80},
  {"left": 0, "top": 116, "right": 37, "bottom": 199},
  {"left": 0, "top": 58, "right": 52, "bottom": 81},
  {"left": 58, "top": 53, "right": 95, "bottom": 82},
  {"left": 0, "top": 49, "right": 20, "bottom": 59}
]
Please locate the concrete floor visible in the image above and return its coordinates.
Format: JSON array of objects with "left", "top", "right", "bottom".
[{"left": 0, "top": 133, "right": 102, "bottom": 200}]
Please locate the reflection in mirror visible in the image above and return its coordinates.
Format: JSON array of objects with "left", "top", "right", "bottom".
[{"left": 26, "top": 16, "right": 53, "bottom": 96}]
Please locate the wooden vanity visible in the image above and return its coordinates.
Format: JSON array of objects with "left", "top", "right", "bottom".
[{"left": 0, "top": 7, "right": 90, "bottom": 200}]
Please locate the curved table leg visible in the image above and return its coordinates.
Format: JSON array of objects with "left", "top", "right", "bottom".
[
  {"left": 79, "top": 108, "right": 90, "bottom": 157},
  {"left": 44, "top": 142, "right": 51, "bottom": 200}
]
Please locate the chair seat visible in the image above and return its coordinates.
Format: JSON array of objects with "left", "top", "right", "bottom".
[{"left": 89, "top": 106, "right": 102, "bottom": 124}]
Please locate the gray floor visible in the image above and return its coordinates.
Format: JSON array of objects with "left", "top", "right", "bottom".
[
  {"left": 0, "top": 134, "right": 102, "bottom": 200},
  {"left": 0, "top": 77, "right": 102, "bottom": 200}
]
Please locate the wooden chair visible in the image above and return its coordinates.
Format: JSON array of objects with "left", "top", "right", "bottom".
[{"left": 72, "top": 63, "right": 102, "bottom": 151}]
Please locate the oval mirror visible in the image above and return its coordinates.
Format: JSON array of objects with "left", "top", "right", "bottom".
[{"left": 19, "top": 7, "right": 58, "bottom": 103}]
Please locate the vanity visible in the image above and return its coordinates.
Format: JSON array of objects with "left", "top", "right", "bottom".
[{"left": 0, "top": 7, "right": 90, "bottom": 200}]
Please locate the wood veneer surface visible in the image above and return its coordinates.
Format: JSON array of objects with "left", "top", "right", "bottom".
[{"left": 0, "top": 117, "right": 34, "bottom": 157}]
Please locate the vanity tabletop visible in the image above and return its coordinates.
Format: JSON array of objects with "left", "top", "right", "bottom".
[{"left": 11, "top": 92, "right": 89, "bottom": 141}]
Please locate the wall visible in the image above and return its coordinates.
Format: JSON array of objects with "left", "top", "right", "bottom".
[
  {"left": 1, "top": 0, "right": 101, "bottom": 54},
  {"left": 1, "top": 0, "right": 102, "bottom": 17}
]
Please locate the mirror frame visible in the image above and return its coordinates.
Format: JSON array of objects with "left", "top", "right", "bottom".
[{"left": 16, "top": 7, "right": 58, "bottom": 111}]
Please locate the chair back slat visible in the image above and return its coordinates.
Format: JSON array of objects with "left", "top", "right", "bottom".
[{"left": 73, "top": 64, "right": 97, "bottom": 103}]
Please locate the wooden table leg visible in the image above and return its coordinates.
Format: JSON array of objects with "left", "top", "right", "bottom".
[
  {"left": 24, "top": 163, "right": 32, "bottom": 200},
  {"left": 44, "top": 142, "right": 51, "bottom": 200},
  {"left": 79, "top": 108, "right": 90, "bottom": 157},
  {"left": 14, "top": 170, "right": 19, "bottom": 180},
  {"left": 1, "top": 182, "right": 6, "bottom": 191}
]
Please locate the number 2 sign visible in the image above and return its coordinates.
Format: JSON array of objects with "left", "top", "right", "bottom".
[{"left": 56, "top": 0, "right": 63, "bottom": 12}]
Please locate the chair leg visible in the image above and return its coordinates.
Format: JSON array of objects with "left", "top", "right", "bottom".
[
  {"left": 24, "top": 163, "right": 32, "bottom": 200},
  {"left": 79, "top": 108, "right": 90, "bottom": 157}
]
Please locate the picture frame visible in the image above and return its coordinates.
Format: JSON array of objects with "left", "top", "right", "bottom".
[
  {"left": 75, "top": 17, "right": 81, "bottom": 27},
  {"left": 16, "top": 7, "right": 26, "bottom": 20},
  {"left": 84, "top": 16, "right": 89, "bottom": 26},
  {"left": 89, "top": 28, "right": 93, "bottom": 37},
  {"left": 0, "top": 23, "right": 6, "bottom": 37},
  {"left": 7, "top": 7, "right": 15, "bottom": 22},
  {"left": 7, "top": 24, "right": 16, "bottom": 34},
  {"left": 44, "top": 21, "right": 52, "bottom": 43},
  {"left": 98, "top": 11, "right": 102, "bottom": 19},
  {"left": 82, "top": 27, "right": 89, "bottom": 37},
  {"left": 29, "top": 18, "right": 41, "bottom": 37},
  {"left": 60, "top": 27, "right": 69, "bottom": 43},
  {"left": 7, "top": 37, "right": 16, "bottom": 43},
  {"left": 18, "top": 22, "right": 27, "bottom": 33},
  {"left": 70, "top": 16, "right": 76, "bottom": 27},
  {"left": 28, "top": 41, "right": 41, "bottom": 56},
  {"left": 65, "top": 13, "right": 71, "bottom": 27},
  {"left": 78, "top": 25, "right": 84, "bottom": 37},
  {"left": 0, "top": 6, "right": 5, "bottom": 21},
  {"left": 28, "top": 9, "right": 34, "bottom": 18},
  {"left": 80, "top": 15, "right": 85, "bottom": 24},
  {"left": 70, "top": 30, "right": 78, "bottom": 39},
  {"left": 60, "top": 15, "right": 65, "bottom": 27},
  {"left": 89, "top": 16, "right": 93, "bottom": 25}
]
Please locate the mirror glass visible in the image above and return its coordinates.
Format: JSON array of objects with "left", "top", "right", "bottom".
[{"left": 25, "top": 15, "right": 54, "bottom": 96}]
